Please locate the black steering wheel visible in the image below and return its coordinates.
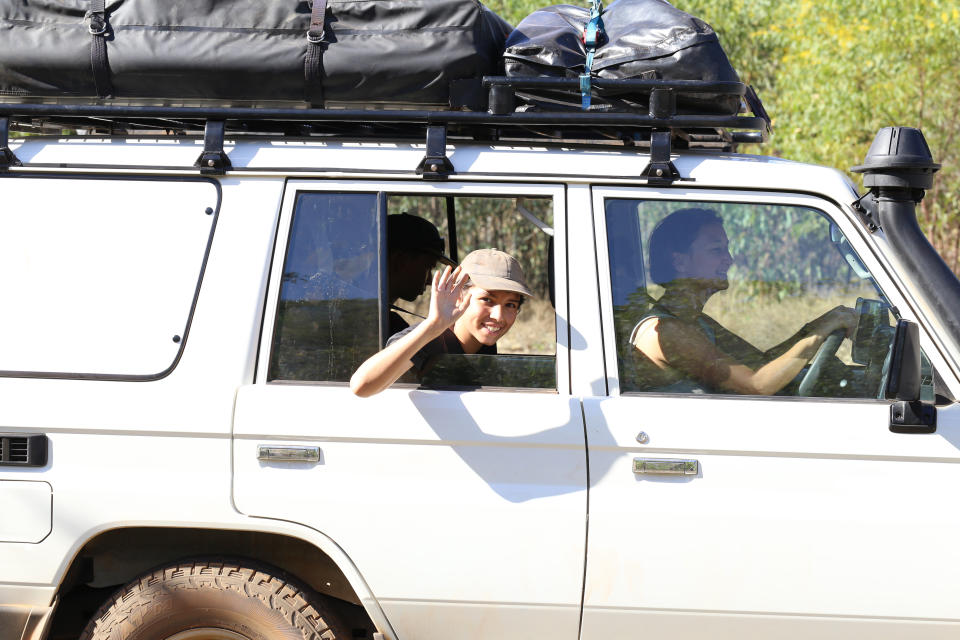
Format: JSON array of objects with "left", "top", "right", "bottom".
[{"left": 797, "top": 329, "right": 846, "bottom": 397}]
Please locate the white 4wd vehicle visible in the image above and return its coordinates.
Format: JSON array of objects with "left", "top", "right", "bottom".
[{"left": 1, "top": 84, "right": 959, "bottom": 640}]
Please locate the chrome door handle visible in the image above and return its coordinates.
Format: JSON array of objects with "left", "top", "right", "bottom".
[
  {"left": 257, "top": 445, "right": 320, "bottom": 463},
  {"left": 633, "top": 457, "right": 699, "bottom": 476}
]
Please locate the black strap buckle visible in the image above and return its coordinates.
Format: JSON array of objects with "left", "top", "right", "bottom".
[
  {"left": 88, "top": 18, "right": 107, "bottom": 35},
  {"left": 85, "top": 10, "right": 108, "bottom": 36},
  {"left": 306, "top": 29, "right": 326, "bottom": 44}
]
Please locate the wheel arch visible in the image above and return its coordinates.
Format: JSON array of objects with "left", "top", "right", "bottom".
[{"left": 46, "top": 525, "right": 390, "bottom": 640}]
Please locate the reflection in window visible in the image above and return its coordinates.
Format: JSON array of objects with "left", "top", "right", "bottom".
[
  {"left": 607, "top": 200, "right": 906, "bottom": 399},
  {"left": 269, "top": 193, "right": 379, "bottom": 382}
]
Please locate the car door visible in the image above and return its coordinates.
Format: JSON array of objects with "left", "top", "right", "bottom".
[
  {"left": 232, "top": 180, "right": 587, "bottom": 640},
  {"left": 579, "top": 187, "right": 960, "bottom": 639}
]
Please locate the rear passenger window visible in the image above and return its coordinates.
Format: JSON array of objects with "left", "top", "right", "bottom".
[
  {"left": 268, "top": 190, "right": 557, "bottom": 390},
  {"left": 0, "top": 176, "right": 218, "bottom": 379}
]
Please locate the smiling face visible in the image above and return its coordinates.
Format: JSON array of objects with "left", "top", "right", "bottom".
[
  {"left": 452, "top": 286, "right": 524, "bottom": 353},
  {"left": 672, "top": 222, "right": 733, "bottom": 291}
]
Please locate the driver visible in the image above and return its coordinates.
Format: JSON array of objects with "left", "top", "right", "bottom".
[{"left": 630, "top": 208, "right": 857, "bottom": 395}]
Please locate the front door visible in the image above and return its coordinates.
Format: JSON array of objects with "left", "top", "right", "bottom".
[
  {"left": 232, "top": 181, "right": 588, "bottom": 640},
  {"left": 580, "top": 188, "right": 960, "bottom": 638}
]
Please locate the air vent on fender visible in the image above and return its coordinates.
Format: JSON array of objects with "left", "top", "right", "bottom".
[{"left": 0, "top": 434, "right": 48, "bottom": 467}]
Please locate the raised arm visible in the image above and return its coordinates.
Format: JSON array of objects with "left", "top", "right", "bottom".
[{"left": 350, "top": 265, "right": 470, "bottom": 397}]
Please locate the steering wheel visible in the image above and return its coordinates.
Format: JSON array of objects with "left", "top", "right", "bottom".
[{"left": 797, "top": 329, "right": 846, "bottom": 396}]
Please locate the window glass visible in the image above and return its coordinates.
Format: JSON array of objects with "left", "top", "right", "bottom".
[
  {"left": 0, "top": 177, "right": 217, "bottom": 378},
  {"left": 269, "top": 191, "right": 557, "bottom": 390},
  {"left": 387, "top": 195, "right": 556, "bottom": 390},
  {"left": 607, "top": 199, "right": 913, "bottom": 399},
  {"left": 269, "top": 192, "right": 380, "bottom": 382}
]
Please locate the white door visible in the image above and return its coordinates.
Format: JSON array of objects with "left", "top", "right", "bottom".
[
  {"left": 579, "top": 188, "right": 960, "bottom": 639},
  {"left": 233, "top": 181, "right": 588, "bottom": 640}
]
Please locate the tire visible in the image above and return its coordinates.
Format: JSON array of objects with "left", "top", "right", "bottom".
[{"left": 78, "top": 558, "right": 349, "bottom": 640}]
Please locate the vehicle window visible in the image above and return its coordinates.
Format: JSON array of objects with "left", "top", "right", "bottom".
[
  {"left": 386, "top": 195, "right": 556, "bottom": 390},
  {"left": 269, "top": 192, "right": 380, "bottom": 382},
  {"left": 0, "top": 176, "right": 217, "bottom": 378},
  {"left": 269, "top": 191, "right": 557, "bottom": 390},
  {"left": 606, "top": 199, "right": 927, "bottom": 399}
]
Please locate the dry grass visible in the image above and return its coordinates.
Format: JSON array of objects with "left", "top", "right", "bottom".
[
  {"left": 702, "top": 282, "right": 878, "bottom": 364},
  {"left": 497, "top": 298, "right": 556, "bottom": 355}
]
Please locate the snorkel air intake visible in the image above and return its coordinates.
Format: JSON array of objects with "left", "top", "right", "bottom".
[{"left": 851, "top": 127, "right": 960, "bottom": 356}]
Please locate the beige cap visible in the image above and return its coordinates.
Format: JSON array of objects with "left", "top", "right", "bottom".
[{"left": 460, "top": 248, "right": 533, "bottom": 298}]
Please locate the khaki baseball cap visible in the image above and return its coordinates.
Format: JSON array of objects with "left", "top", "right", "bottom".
[{"left": 460, "top": 248, "right": 533, "bottom": 298}]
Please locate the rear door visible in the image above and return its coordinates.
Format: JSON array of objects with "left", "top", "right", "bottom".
[
  {"left": 232, "top": 180, "right": 587, "bottom": 640},
  {"left": 579, "top": 187, "right": 960, "bottom": 639}
]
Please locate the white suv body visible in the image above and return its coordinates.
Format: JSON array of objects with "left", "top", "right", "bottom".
[{"left": 1, "top": 132, "right": 959, "bottom": 640}]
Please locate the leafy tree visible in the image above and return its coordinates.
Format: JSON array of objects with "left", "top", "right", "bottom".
[
  {"left": 685, "top": 0, "right": 960, "bottom": 272},
  {"left": 493, "top": 0, "right": 960, "bottom": 272}
]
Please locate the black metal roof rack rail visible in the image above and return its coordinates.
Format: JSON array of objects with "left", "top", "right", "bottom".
[{"left": 0, "top": 76, "right": 770, "bottom": 146}]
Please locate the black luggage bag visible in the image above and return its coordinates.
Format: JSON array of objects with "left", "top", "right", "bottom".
[
  {"left": 0, "top": 0, "right": 511, "bottom": 109},
  {"left": 503, "top": 0, "right": 741, "bottom": 114}
]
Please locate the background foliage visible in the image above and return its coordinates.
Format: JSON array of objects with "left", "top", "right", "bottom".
[{"left": 488, "top": 0, "right": 960, "bottom": 274}]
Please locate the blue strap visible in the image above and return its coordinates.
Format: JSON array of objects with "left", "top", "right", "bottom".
[{"left": 580, "top": 0, "right": 605, "bottom": 110}]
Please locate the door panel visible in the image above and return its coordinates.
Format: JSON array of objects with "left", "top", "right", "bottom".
[
  {"left": 234, "top": 386, "right": 587, "bottom": 640},
  {"left": 581, "top": 396, "right": 960, "bottom": 638},
  {"left": 233, "top": 180, "right": 586, "bottom": 640},
  {"left": 580, "top": 187, "right": 960, "bottom": 638}
]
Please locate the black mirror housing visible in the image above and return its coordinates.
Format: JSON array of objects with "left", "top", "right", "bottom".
[
  {"left": 885, "top": 320, "right": 922, "bottom": 401},
  {"left": 886, "top": 319, "right": 937, "bottom": 433}
]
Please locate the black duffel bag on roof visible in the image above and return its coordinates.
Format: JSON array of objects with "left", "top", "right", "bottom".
[
  {"left": 503, "top": 0, "right": 741, "bottom": 114},
  {"left": 0, "top": 0, "right": 511, "bottom": 109}
]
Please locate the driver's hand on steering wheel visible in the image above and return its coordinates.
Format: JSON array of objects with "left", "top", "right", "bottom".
[{"left": 807, "top": 305, "right": 858, "bottom": 339}]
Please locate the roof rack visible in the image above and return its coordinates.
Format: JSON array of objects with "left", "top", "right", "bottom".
[{"left": 0, "top": 76, "right": 771, "bottom": 179}]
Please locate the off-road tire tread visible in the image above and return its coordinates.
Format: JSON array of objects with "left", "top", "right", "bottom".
[{"left": 77, "top": 558, "right": 342, "bottom": 640}]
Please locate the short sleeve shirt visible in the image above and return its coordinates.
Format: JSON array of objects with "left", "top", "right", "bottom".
[{"left": 386, "top": 323, "right": 497, "bottom": 374}]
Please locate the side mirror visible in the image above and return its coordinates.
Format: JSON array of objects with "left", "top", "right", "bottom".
[
  {"left": 885, "top": 320, "right": 921, "bottom": 401},
  {"left": 886, "top": 319, "right": 936, "bottom": 433}
]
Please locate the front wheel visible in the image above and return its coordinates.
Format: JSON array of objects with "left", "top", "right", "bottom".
[{"left": 79, "top": 559, "right": 348, "bottom": 640}]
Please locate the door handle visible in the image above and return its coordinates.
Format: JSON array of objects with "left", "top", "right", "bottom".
[
  {"left": 633, "top": 457, "right": 699, "bottom": 476},
  {"left": 257, "top": 445, "right": 320, "bottom": 463}
]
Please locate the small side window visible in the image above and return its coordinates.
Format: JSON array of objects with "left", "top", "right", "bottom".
[
  {"left": 0, "top": 176, "right": 218, "bottom": 379},
  {"left": 268, "top": 192, "right": 380, "bottom": 382}
]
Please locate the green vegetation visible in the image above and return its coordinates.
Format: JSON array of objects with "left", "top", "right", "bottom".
[{"left": 491, "top": 0, "right": 960, "bottom": 274}]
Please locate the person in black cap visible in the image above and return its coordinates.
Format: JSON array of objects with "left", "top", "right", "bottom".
[{"left": 387, "top": 213, "right": 455, "bottom": 336}]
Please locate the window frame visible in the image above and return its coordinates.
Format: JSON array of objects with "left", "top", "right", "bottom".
[
  {"left": 592, "top": 186, "right": 955, "bottom": 400},
  {"left": 258, "top": 180, "right": 569, "bottom": 393}
]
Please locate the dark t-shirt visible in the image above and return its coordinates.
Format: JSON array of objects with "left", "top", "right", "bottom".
[
  {"left": 386, "top": 323, "right": 497, "bottom": 374},
  {"left": 388, "top": 310, "right": 409, "bottom": 338}
]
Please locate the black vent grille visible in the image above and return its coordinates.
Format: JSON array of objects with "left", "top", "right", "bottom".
[{"left": 0, "top": 434, "right": 48, "bottom": 467}]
